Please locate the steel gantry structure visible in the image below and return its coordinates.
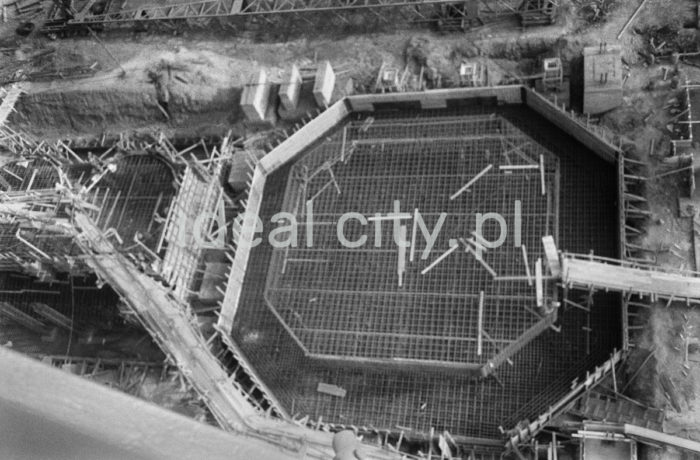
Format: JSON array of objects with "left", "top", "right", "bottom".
[{"left": 42, "top": 0, "right": 558, "bottom": 33}]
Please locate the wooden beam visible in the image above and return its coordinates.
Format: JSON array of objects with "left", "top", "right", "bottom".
[
  {"left": 367, "top": 213, "right": 412, "bottom": 221},
  {"left": 340, "top": 126, "right": 347, "bottom": 162},
  {"left": 477, "top": 291, "right": 484, "bottom": 356},
  {"left": 307, "top": 179, "right": 333, "bottom": 203},
  {"left": 541, "top": 235, "right": 561, "bottom": 276},
  {"left": 397, "top": 225, "right": 406, "bottom": 287},
  {"left": 409, "top": 208, "right": 418, "bottom": 263},
  {"left": 623, "top": 424, "right": 700, "bottom": 453},
  {"left": 539, "top": 154, "right": 546, "bottom": 196},
  {"left": 499, "top": 164, "right": 539, "bottom": 171},
  {"left": 421, "top": 242, "right": 459, "bottom": 275},
  {"left": 0, "top": 301, "right": 46, "bottom": 334},
  {"left": 617, "top": 0, "right": 652, "bottom": 40},
  {"left": 621, "top": 346, "right": 656, "bottom": 393},
  {"left": 450, "top": 164, "right": 493, "bottom": 200},
  {"left": 317, "top": 382, "right": 347, "bottom": 398},
  {"left": 535, "top": 258, "right": 544, "bottom": 307},
  {"left": 327, "top": 167, "right": 341, "bottom": 195},
  {"left": 654, "top": 165, "right": 693, "bottom": 179},
  {"left": 284, "top": 258, "right": 330, "bottom": 264},
  {"left": 469, "top": 232, "right": 489, "bottom": 253},
  {"left": 521, "top": 245, "right": 532, "bottom": 286},
  {"left": 563, "top": 298, "right": 590, "bottom": 312},
  {"left": 466, "top": 245, "right": 498, "bottom": 278}
]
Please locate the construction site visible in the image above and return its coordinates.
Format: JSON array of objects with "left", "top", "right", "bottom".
[{"left": 4, "top": 0, "right": 700, "bottom": 459}]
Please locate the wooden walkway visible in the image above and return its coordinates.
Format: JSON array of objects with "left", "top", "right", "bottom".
[
  {"left": 74, "top": 213, "right": 259, "bottom": 431},
  {"left": 562, "top": 254, "right": 700, "bottom": 302}
]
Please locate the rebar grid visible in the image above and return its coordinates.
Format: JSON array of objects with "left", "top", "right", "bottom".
[
  {"left": 232, "top": 104, "right": 621, "bottom": 440},
  {"left": 92, "top": 155, "right": 175, "bottom": 249},
  {"left": 264, "top": 114, "right": 559, "bottom": 367}
]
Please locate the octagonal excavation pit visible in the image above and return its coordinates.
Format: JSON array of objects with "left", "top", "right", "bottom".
[
  {"left": 230, "top": 94, "right": 621, "bottom": 440},
  {"left": 264, "top": 114, "right": 560, "bottom": 371}
]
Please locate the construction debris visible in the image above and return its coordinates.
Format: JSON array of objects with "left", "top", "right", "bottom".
[{"left": 450, "top": 164, "right": 493, "bottom": 200}]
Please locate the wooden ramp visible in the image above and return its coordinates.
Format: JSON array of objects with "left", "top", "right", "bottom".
[
  {"left": 0, "top": 84, "right": 23, "bottom": 127},
  {"left": 562, "top": 253, "right": 700, "bottom": 302},
  {"left": 73, "top": 213, "right": 259, "bottom": 430}
]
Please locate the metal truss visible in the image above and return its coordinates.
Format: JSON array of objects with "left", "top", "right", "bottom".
[
  {"left": 237, "top": 0, "right": 463, "bottom": 14},
  {"left": 43, "top": 0, "right": 541, "bottom": 31}
]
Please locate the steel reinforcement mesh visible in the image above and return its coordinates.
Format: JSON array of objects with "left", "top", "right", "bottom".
[
  {"left": 88, "top": 155, "right": 176, "bottom": 251},
  {"left": 231, "top": 102, "right": 621, "bottom": 439},
  {"left": 263, "top": 114, "right": 559, "bottom": 367}
]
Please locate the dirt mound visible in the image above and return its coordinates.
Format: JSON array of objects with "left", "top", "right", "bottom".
[
  {"left": 405, "top": 35, "right": 459, "bottom": 84},
  {"left": 10, "top": 47, "right": 253, "bottom": 140}
]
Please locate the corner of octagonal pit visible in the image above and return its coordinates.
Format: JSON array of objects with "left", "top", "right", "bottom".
[{"left": 215, "top": 85, "right": 625, "bottom": 448}]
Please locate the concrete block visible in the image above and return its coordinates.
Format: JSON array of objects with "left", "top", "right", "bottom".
[
  {"left": 279, "top": 64, "right": 302, "bottom": 111},
  {"left": 313, "top": 60, "right": 335, "bottom": 108},
  {"left": 583, "top": 45, "right": 623, "bottom": 114},
  {"left": 240, "top": 69, "right": 270, "bottom": 122}
]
